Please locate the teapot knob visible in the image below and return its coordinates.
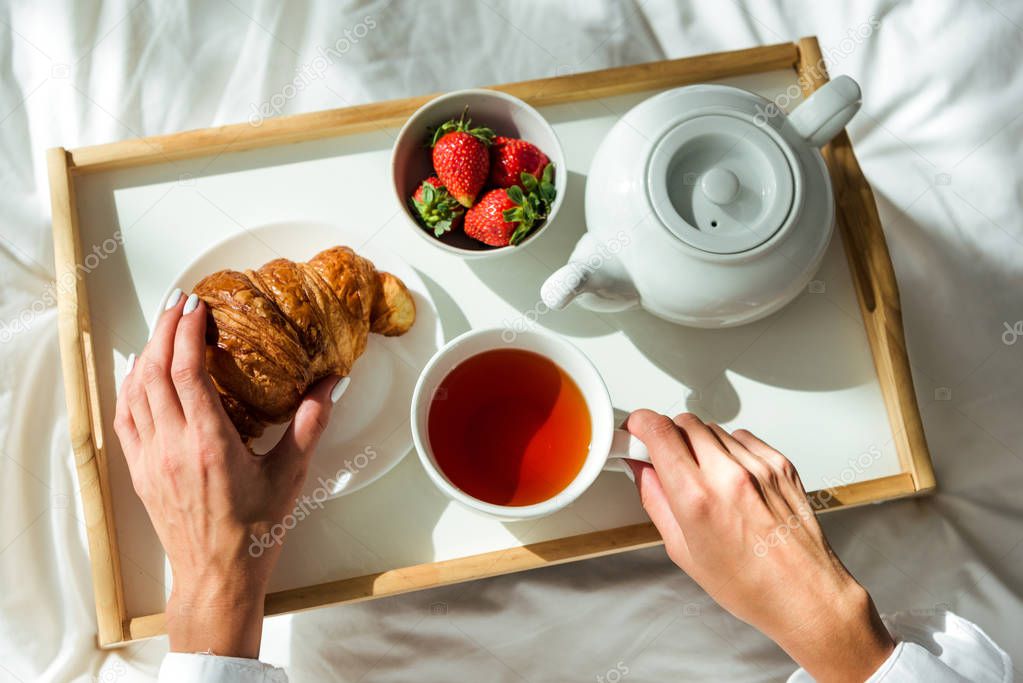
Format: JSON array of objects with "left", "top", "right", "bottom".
[{"left": 700, "top": 167, "right": 740, "bottom": 205}]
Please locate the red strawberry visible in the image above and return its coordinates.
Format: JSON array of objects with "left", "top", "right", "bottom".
[
  {"left": 410, "top": 176, "right": 464, "bottom": 236},
  {"left": 464, "top": 189, "right": 520, "bottom": 246},
  {"left": 464, "top": 174, "right": 553, "bottom": 247},
  {"left": 429, "top": 109, "right": 494, "bottom": 208},
  {"left": 488, "top": 136, "right": 550, "bottom": 189}
]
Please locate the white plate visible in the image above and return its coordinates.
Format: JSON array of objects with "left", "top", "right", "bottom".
[{"left": 163, "top": 220, "right": 443, "bottom": 499}]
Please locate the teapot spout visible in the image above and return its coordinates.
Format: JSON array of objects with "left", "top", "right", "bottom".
[{"left": 540, "top": 233, "right": 640, "bottom": 313}]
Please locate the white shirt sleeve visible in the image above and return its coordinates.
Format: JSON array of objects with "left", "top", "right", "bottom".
[
  {"left": 158, "top": 653, "right": 288, "bottom": 682},
  {"left": 787, "top": 610, "right": 1012, "bottom": 682},
  {"left": 156, "top": 610, "right": 1009, "bottom": 683}
]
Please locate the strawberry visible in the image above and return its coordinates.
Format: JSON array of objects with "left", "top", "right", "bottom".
[
  {"left": 429, "top": 109, "right": 494, "bottom": 208},
  {"left": 464, "top": 166, "right": 556, "bottom": 247},
  {"left": 488, "top": 136, "right": 550, "bottom": 189},
  {"left": 410, "top": 176, "right": 464, "bottom": 236},
  {"left": 464, "top": 189, "right": 520, "bottom": 246}
]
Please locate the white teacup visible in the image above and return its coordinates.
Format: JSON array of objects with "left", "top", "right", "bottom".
[{"left": 410, "top": 328, "right": 650, "bottom": 520}]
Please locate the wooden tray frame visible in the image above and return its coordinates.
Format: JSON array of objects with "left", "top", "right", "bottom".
[{"left": 49, "top": 36, "right": 935, "bottom": 648}]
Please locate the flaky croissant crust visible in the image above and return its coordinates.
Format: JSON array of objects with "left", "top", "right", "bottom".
[{"left": 194, "top": 246, "right": 415, "bottom": 441}]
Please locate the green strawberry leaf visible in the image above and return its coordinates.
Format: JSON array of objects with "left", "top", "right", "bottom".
[
  {"left": 541, "top": 163, "right": 554, "bottom": 184},
  {"left": 521, "top": 171, "right": 538, "bottom": 192},
  {"left": 411, "top": 179, "right": 463, "bottom": 230},
  {"left": 428, "top": 107, "right": 494, "bottom": 147},
  {"left": 540, "top": 181, "right": 556, "bottom": 206},
  {"left": 468, "top": 125, "right": 495, "bottom": 144},
  {"left": 509, "top": 221, "right": 534, "bottom": 245},
  {"left": 497, "top": 166, "right": 557, "bottom": 246},
  {"left": 506, "top": 185, "right": 525, "bottom": 205},
  {"left": 503, "top": 201, "right": 540, "bottom": 245},
  {"left": 433, "top": 219, "right": 452, "bottom": 236}
]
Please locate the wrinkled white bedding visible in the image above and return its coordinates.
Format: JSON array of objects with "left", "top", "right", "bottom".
[{"left": 2, "top": 1, "right": 1021, "bottom": 681}]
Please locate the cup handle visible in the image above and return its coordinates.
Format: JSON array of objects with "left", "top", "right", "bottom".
[{"left": 603, "top": 429, "right": 651, "bottom": 481}]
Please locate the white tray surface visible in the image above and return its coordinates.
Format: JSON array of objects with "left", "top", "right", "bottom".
[{"left": 74, "top": 70, "right": 901, "bottom": 616}]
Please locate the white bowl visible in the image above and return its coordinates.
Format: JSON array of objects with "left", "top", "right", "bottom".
[{"left": 391, "top": 89, "right": 567, "bottom": 259}]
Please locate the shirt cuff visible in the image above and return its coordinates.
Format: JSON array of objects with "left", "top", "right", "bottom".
[
  {"left": 864, "top": 642, "right": 968, "bottom": 682},
  {"left": 159, "top": 653, "right": 288, "bottom": 683},
  {"left": 875, "top": 610, "right": 1012, "bottom": 683},
  {"left": 786, "top": 610, "right": 1011, "bottom": 683}
]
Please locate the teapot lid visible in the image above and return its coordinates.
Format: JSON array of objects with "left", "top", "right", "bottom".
[{"left": 646, "top": 114, "right": 796, "bottom": 254}]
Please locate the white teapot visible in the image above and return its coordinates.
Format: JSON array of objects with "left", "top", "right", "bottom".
[{"left": 540, "top": 76, "right": 862, "bottom": 328}]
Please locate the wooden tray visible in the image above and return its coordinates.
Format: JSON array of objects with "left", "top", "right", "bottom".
[{"left": 49, "top": 36, "right": 935, "bottom": 648}]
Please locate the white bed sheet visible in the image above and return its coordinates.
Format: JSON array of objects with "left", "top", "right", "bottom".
[{"left": 1, "top": 1, "right": 1020, "bottom": 681}]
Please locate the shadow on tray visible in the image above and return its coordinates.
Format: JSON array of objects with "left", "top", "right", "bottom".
[{"left": 468, "top": 171, "right": 876, "bottom": 423}]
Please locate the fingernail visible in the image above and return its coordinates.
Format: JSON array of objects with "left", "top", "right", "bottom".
[
  {"left": 330, "top": 376, "right": 351, "bottom": 403},
  {"left": 126, "top": 353, "right": 136, "bottom": 374},
  {"left": 182, "top": 293, "right": 199, "bottom": 315},
  {"left": 164, "top": 288, "right": 182, "bottom": 310}
]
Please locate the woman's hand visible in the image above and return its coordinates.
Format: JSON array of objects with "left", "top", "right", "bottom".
[
  {"left": 114, "top": 290, "right": 339, "bottom": 658},
  {"left": 626, "top": 410, "right": 894, "bottom": 683}
]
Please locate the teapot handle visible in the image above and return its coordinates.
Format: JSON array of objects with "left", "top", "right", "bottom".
[{"left": 788, "top": 75, "right": 861, "bottom": 148}]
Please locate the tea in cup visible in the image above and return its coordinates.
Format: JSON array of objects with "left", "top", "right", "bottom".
[{"left": 411, "top": 328, "right": 649, "bottom": 520}]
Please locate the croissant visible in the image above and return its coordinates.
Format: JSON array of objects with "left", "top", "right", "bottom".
[{"left": 193, "top": 246, "right": 416, "bottom": 442}]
